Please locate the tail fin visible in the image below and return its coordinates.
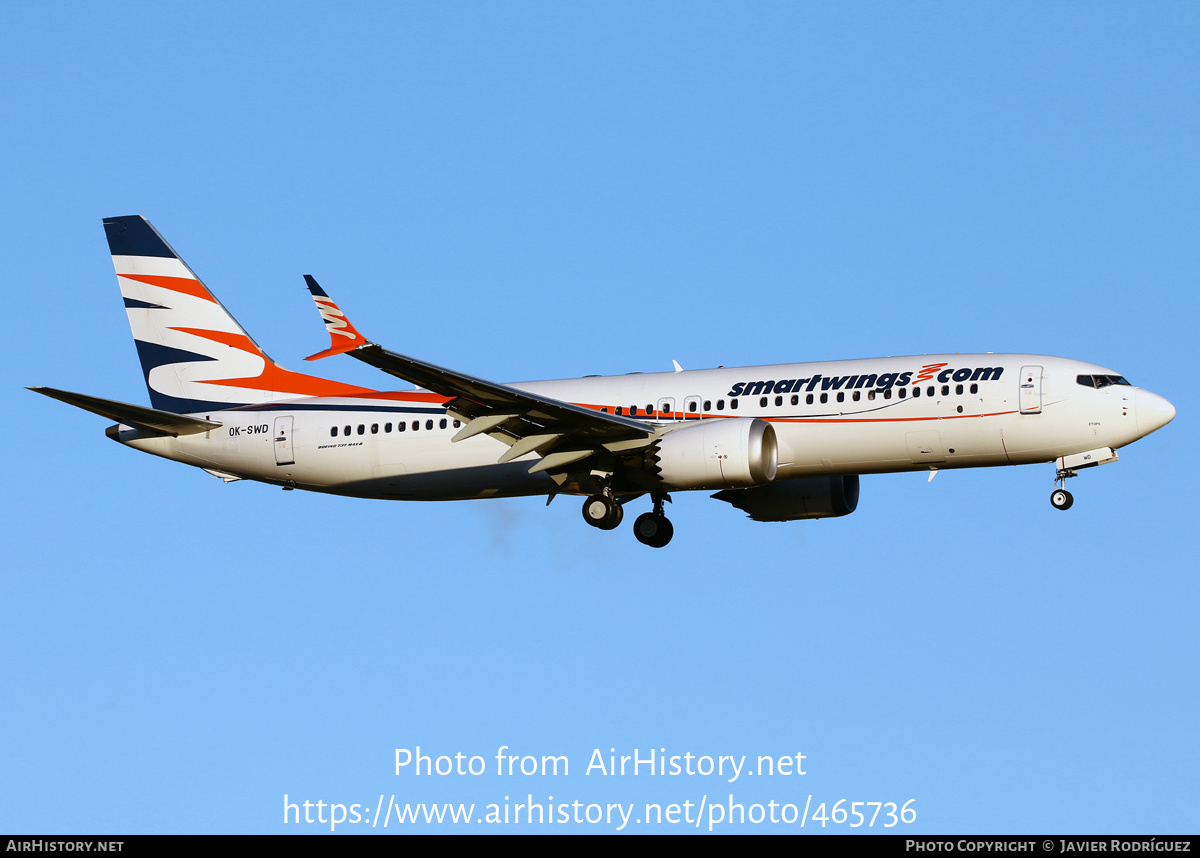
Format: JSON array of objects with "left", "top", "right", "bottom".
[{"left": 104, "top": 216, "right": 373, "bottom": 413}]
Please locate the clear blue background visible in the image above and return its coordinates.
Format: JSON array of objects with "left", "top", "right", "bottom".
[{"left": 2, "top": 1, "right": 1196, "bottom": 833}]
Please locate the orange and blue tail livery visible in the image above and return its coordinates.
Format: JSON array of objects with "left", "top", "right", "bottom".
[{"left": 103, "top": 216, "right": 372, "bottom": 413}]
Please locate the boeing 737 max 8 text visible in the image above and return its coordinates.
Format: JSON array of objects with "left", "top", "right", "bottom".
[{"left": 30, "top": 216, "right": 1176, "bottom": 547}]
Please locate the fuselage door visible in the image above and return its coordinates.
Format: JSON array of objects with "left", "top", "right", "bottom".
[
  {"left": 273, "top": 415, "right": 295, "bottom": 465},
  {"left": 657, "top": 397, "right": 676, "bottom": 421},
  {"left": 683, "top": 396, "right": 702, "bottom": 419},
  {"left": 1019, "top": 365, "right": 1043, "bottom": 415}
]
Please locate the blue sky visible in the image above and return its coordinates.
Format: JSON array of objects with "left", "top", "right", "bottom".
[{"left": 2, "top": 2, "right": 1197, "bottom": 833}]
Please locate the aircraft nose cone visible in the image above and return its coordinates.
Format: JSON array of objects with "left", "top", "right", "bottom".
[{"left": 1136, "top": 389, "right": 1176, "bottom": 437}]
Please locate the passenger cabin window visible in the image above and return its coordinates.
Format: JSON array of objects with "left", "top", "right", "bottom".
[
  {"left": 883, "top": 389, "right": 892, "bottom": 400},
  {"left": 371, "top": 423, "right": 379, "bottom": 434},
  {"left": 703, "top": 400, "right": 711, "bottom": 411},
  {"left": 385, "top": 422, "right": 392, "bottom": 433},
  {"left": 440, "top": 418, "right": 447, "bottom": 429},
  {"left": 399, "top": 422, "right": 406, "bottom": 432},
  {"left": 852, "top": 391, "right": 860, "bottom": 401},
  {"left": 760, "top": 397, "right": 768, "bottom": 408},
  {"left": 791, "top": 395, "right": 799, "bottom": 405},
  {"left": 344, "top": 425, "right": 351, "bottom": 435},
  {"left": 837, "top": 392, "right": 844, "bottom": 403},
  {"left": 913, "top": 387, "right": 920, "bottom": 398},
  {"left": 330, "top": 427, "right": 338, "bottom": 437},
  {"left": 688, "top": 401, "right": 698, "bottom": 412},
  {"left": 630, "top": 406, "right": 638, "bottom": 416},
  {"left": 717, "top": 400, "right": 725, "bottom": 411},
  {"left": 867, "top": 390, "right": 875, "bottom": 401},
  {"left": 970, "top": 383, "right": 978, "bottom": 394},
  {"left": 412, "top": 421, "right": 419, "bottom": 431},
  {"left": 898, "top": 388, "right": 905, "bottom": 399},
  {"left": 941, "top": 385, "right": 949, "bottom": 396},
  {"left": 775, "top": 396, "right": 783, "bottom": 407},
  {"left": 820, "top": 393, "right": 828, "bottom": 404},
  {"left": 956, "top": 384, "right": 964, "bottom": 395},
  {"left": 806, "top": 394, "right": 814, "bottom": 405},
  {"left": 731, "top": 399, "right": 739, "bottom": 410},
  {"left": 426, "top": 420, "right": 433, "bottom": 430}
]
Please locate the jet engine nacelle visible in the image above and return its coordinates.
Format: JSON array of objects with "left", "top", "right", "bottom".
[
  {"left": 651, "top": 418, "right": 778, "bottom": 490},
  {"left": 712, "top": 475, "right": 861, "bottom": 521}
]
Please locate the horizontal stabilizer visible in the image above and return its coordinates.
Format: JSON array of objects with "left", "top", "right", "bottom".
[{"left": 28, "top": 387, "right": 223, "bottom": 436}]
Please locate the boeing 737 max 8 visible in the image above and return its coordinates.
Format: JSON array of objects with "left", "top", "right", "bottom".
[{"left": 30, "top": 216, "right": 1176, "bottom": 547}]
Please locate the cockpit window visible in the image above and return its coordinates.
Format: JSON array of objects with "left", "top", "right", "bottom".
[{"left": 1077, "top": 374, "right": 1131, "bottom": 388}]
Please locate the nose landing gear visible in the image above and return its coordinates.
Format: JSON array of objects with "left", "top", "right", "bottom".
[
  {"left": 1050, "top": 487, "right": 1074, "bottom": 510},
  {"left": 1051, "top": 465, "right": 1077, "bottom": 511},
  {"left": 1047, "top": 447, "right": 1120, "bottom": 511}
]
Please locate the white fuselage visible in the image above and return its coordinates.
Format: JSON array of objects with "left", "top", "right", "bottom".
[{"left": 113, "top": 353, "right": 1167, "bottom": 500}]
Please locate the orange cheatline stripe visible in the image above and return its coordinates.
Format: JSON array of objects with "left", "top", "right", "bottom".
[
  {"left": 118, "top": 273, "right": 217, "bottom": 303},
  {"left": 341, "top": 390, "right": 450, "bottom": 403},
  {"left": 766, "top": 410, "right": 1020, "bottom": 424}
]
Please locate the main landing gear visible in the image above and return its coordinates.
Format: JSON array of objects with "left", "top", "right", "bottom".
[
  {"left": 581, "top": 493, "right": 623, "bottom": 530},
  {"left": 581, "top": 492, "right": 674, "bottom": 547},
  {"left": 633, "top": 494, "right": 673, "bottom": 548}
]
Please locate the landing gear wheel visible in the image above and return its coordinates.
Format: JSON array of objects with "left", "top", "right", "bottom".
[
  {"left": 633, "top": 512, "right": 674, "bottom": 548},
  {"left": 582, "top": 494, "right": 623, "bottom": 530},
  {"left": 1050, "top": 489, "right": 1074, "bottom": 511}
]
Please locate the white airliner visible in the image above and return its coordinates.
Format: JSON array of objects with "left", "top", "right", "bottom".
[{"left": 31, "top": 216, "right": 1176, "bottom": 547}]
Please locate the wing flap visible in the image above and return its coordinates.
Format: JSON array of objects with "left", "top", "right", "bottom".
[{"left": 496, "top": 433, "right": 561, "bottom": 464}]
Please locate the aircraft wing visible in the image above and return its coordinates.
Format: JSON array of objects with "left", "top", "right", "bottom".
[{"left": 303, "top": 278, "right": 656, "bottom": 476}]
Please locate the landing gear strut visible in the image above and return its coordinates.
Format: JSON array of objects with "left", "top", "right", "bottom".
[
  {"left": 1047, "top": 447, "right": 1120, "bottom": 511},
  {"left": 582, "top": 493, "right": 623, "bottom": 530},
  {"left": 1051, "top": 466, "right": 1076, "bottom": 511},
  {"left": 633, "top": 493, "right": 674, "bottom": 548}
]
